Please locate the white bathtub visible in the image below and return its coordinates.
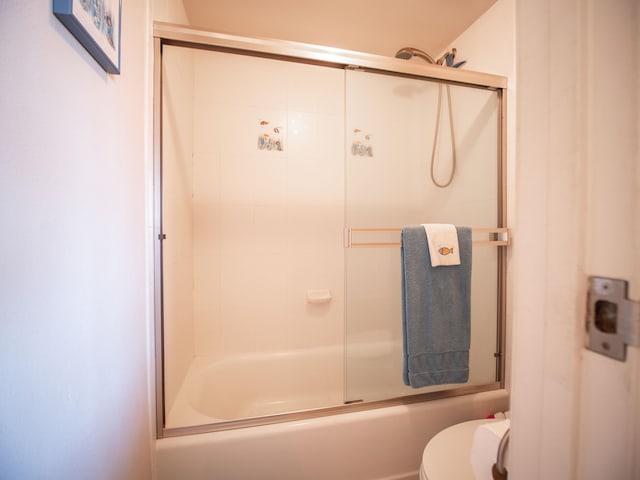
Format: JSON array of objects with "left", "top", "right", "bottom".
[
  {"left": 160, "top": 383, "right": 507, "bottom": 480},
  {"left": 166, "top": 346, "right": 345, "bottom": 427},
  {"left": 157, "top": 389, "right": 508, "bottom": 480}
]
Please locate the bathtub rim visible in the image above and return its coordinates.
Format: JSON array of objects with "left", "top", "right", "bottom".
[{"left": 159, "top": 381, "right": 501, "bottom": 438}]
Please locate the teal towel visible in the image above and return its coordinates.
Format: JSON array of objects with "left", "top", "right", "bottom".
[{"left": 401, "top": 226, "right": 472, "bottom": 388}]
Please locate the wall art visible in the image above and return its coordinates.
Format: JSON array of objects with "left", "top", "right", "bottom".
[{"left": 54, "top": 0, "right": 122, "bottom": 74}]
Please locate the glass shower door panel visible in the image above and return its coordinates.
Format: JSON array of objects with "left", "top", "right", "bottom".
[
  {"left": 344, "top": 69, "right": 500, "bottom": 402},
  {"left": 162, "top": 46, "right": 347, "bottom": 426}
]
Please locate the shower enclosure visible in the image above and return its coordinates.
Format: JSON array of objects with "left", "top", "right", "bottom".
[{"left": 155, "top": 25, "right": 507, "bottom": 436}]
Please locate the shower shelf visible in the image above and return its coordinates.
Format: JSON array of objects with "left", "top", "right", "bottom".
[{"left": 344, "top": 227, "right": 510, "bottom": 248}]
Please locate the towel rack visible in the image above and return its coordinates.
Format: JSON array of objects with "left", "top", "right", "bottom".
[{"left": 344, "top": 227, "right": 510, "bottom": 248}]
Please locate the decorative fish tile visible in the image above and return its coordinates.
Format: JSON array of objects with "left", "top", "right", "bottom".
[
  {"left": 351, "top": 128, "right": 373, "bottom": 157},
  {"left": 258, "top": 119, "right": 284, "bottom": 152}
]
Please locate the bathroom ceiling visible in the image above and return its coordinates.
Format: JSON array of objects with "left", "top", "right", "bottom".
[{"left": 180, "top": 0, "right": 498, "bottom": 58}]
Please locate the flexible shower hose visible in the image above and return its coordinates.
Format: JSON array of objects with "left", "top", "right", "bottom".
[{"left": 430, "top": 83, "right": 457, "bottom": 188}]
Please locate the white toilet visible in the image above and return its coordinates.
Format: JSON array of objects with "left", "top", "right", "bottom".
[{"left": 420, "top": 418, "right": 507, "bottom": 480}]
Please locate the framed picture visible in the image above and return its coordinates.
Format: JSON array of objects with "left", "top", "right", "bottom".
[{"left": 53, "top": 0, "right": 122, "bottom": 74}]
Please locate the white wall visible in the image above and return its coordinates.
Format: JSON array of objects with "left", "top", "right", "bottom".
[
  {"left": 188, "top": 51, "right": 346, "bottom": 359},
  {"left": 153, "top": 0, "right": 189, "bottom": 23},
  {"left": 177, "top": 0, "right": 496, "bottom": 59},
  {"left": 0, "top": 2, "right": 152, "bottom": 479}
]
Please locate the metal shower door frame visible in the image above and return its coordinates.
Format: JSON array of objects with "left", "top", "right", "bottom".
[{"left": 152, "top": 22, "right": 508, "bottom": 439}]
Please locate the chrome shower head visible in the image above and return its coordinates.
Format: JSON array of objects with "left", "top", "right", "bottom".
[
  {"left": 394, "top": 48, "right": 414, "bottom": 60},
  {"left": 394, "top": 47, "right": 436, "bottom": 64}
]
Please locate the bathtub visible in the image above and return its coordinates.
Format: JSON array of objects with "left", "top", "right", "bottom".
[
  {"left": 166, "top": 345, "right": 345, "bottom": 427},
  {"left": 158, "top": 389, "right": 508, "bottom": 480},
  {"left": 158, "top": 346, "right": 508, "bottom": 480}
]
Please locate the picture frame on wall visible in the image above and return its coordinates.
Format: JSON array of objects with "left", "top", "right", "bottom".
[{"left": 53, "top": 0, "right": 122, "bottom": 74}]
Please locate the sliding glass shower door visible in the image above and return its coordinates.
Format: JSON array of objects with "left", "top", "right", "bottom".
[
  {"left": 344, "top": 69, "right": 501, "bottom": 402},
  {"left": 159, "top": 41, "right": 506, "bottom": 430}
]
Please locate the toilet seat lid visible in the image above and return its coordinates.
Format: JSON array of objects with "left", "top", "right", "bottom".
[{"left": 421, "top": 419, "right": 496, "bottom": 480}]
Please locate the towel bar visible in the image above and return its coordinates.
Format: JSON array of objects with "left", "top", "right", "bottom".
[{"left": 344, "top": 227, "right": 510, "bottom": 248}]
